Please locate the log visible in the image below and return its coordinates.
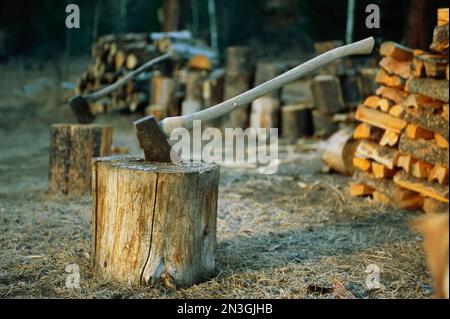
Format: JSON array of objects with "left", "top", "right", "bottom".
[
  {"left": 393, "top": 171, "right": 449, "bottom": 203},
  {"left": 412, "top": 54, "right": 449, "bottom": 78},
  {"left": 403, "top": 94, "right": 444, "bottom": 110},
  {"left": 310, "top": 75, "right": 345, "bottom": 114},
  {"left": 428, "top": 164, "right": 449, "bottom": 184},
  {"left": 357, "top": 68, "right": 378, "bottom": 98},
  {"left": 399, "top": 134, "right": 449, "bottom": 166},
  {"left": 435, "top": 133, "right": 449, "bottom": 149},
  {"left": 91, "top": 157, "right": 220, "bottom": 288},
  {"left": 401, "top": 108, "right": 449, "bottom": 140},
  {"left": 312, "top": 111, "right": 338, "bottom": 137},
  {"left": 379, "top": 56, "right": 411, "bottom": 79},
  {"left": 430, "top": 24, "right": 449, "bottom": 53},
  {"left": 371, "top": 162, "right": 396, "bottom": 179},
  {"left": 406, "top": 124, "right": 434, "bottom": 140},
  {"left": 349, "top": 184, "right": 374, "bottom": 197},
  {"left": 353, "top": 157, "right": 372, "bottom": 172},
  {"left": 321, "top": 129, "right": 359, "bottom": 176},
  {"left": 375, "top": 68, "right": 405, "bottom": 89},
  {"left": 397, "top": 154, "right": 416, "bottom": 173},
  {"left": 49, "top": 124, "right": 112, "bottom": 194},
  {"left": 411, "top": 160, "right": 434, "bottom": 179},
  {"left": 389, "top": 104, "right": 405, "bottom": 117},
  {"left": 355, "top": 106, "right": 407, "bottom": 133},
  {"left": 340, "top": 70, "right": 362, "bottom": 105},
  {"left": 380, "top": 41, "right": 414, "bottom": 61},
  {"left": 353, "top": 172, "right": 424, "bottom": 210},
  {"left": 376, "top": 86, "right": 408, "bottom": 104},
  {"left": 355, "top": 140, "right": 399, "bottom": 169},
  {"left": 281, "top": 104, "right": 314, "bottom": 141},
  {"left": 182, "top": 70, "right": 206, "bottom": 115},
  {"left": 250, "top": 96, "right": 280, "bottom": 129},
  {"left": 379, "top": 130, "right": 400, "bottom": 147},
  {"left": 438, "top": 8, "right": 449, "bottom": 26},
  {"left": 405, "top": 78, "right": 449, "bottom": 102}
]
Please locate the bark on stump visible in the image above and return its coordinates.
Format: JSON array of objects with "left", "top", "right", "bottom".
[
  {"left": 91, "top": 157, "right": 220, "bottom": 288},
  {"left": 49, "top": 124, "right": 112, "bottom": 194}
]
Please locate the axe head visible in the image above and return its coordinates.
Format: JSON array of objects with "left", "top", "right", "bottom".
[
  {"left": 69, "top": 95, "right": 96, "bottom": 124},
  {"left": 134, "top": 115, "right": 174, "bottom": 162}
]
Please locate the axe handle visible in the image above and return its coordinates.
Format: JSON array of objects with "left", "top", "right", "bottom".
[
  {"left": 159, "top": 37, "right": 375, "bottom": 135},
  {"left": 85, "top": 52, "right": 172, "bottom": 102}
]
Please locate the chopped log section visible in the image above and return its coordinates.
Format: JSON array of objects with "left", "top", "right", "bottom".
[
  {"left": 92, "top": 157, "right": 220, "bottom": 288},
  {"left": 397, "top": 154, "right": 416, "bottom": 173},
  {"left": 223, "top": 46, "right": 252, "bottom": 128},
  {"left": 376, "top": 86, "right": 408, "bottom": 104},
  {"left": 321, "top": 129, "right": 360, "bottom": 176},
  {"left": 250, "top": 96, "right": 280, "bottom": 129},
  {"left": 423, "top": 197, "right": 449, "bottom": 214},
  {"left": 49, "top": 124, "right": 112, "bottom": 195},
  {"left": 310, "top": 75, "right": 345, "bottom": 114},
  {"left": 379, "top": 56, "right": 411, "bottom": 79},
  {"left": 380, "top": 130, "right": 400, "bottom": 147},
  {"left": 393, "top": 171, "right": 449, "bottom": 203},
  {"left": 355, "top": 106, "right": 407, "bottom": 133},
  {"left": 355, "top": 141, "right": 399, "bottom": 170},
  {"left": 405, "top": 78, "right": 449, "bottom": 102},
  {"left": 401, "top": 108, "right": 449, "bottom": 140},
  {"left": 281, "top": 104, "right": 314, "bottom": 141},
  {"left": 375, "top": 69, "right": 405, "bottom": 89},
  {"left": 349, "top": 184, "right": 374, "bottom": 197},
  {"left": 405, "top": 124, "right": 434, "bottom": 140},
  {"left": 398, "top": 134, "right": 449, "bottom": 166},
  {"left": 353, "top": 157, "right": 371, "bottom": 172},
  {"left": 430, "top": 24, "right": 449, "bottom": 53},
  {"left": 353, "top": 123, "right": 383, "bottom": 140},
  {"left": 380, "top": 41, "right": 414, "bottom": 62}
]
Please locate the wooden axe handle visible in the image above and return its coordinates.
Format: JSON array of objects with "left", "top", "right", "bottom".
[
  {"left": 159, "top": 37, "right": 375, "bottom": 136},
  {"left": 85, "top": 52, "right": 172, "bottom": 102}
]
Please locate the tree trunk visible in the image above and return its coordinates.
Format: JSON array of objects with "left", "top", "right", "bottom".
[
  {"left": 91, "top": 157, "right": 220, "bottom": 288},
  {"left": 49, "top": 124, "right": 112, "bottom": 194},
  {"left": 281, "top": 104, "right": 314, "bottom": 141}
]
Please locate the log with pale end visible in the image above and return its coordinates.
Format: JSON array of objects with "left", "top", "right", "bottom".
[
  {"left": 49, "top": 124, "right": 112, "bottom": 194},
  {"left": 91, "top": 156, "right": 220, "bottom": 288}
]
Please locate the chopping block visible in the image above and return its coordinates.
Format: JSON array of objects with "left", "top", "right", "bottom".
[{"left": 91, "top": 156, "right": 220, "bottom": 288}]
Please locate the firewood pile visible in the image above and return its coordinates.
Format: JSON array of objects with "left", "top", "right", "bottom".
[
  {"left": 75, "top": 31, "right": 218, "bottom": 117},
  {"left": 349, "top": 8, "right": 449, "bottom": 213}
]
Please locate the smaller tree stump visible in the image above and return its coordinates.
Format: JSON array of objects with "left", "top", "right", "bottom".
[
  {"left": 92, "top": 157, "right": 220, "bottom": 288},
  {"left": 49, "top": 124, "right": 112, "bottom": 194}
]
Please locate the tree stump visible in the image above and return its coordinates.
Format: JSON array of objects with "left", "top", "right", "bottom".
[
  {"left": 310, "top": 75, "right": 345, "bottom": 114},
  {"left": 91, "top": 157, "right": 220, "bottom": 288},
  {"left": 281, "top": 104, "right": 314, "bottom": 141},
  {"left": 49, "top": 124, "right": 112, "bottom": 194}
]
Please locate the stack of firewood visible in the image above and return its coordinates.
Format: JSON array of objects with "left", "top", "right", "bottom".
[
  {"left": 76, "top": 33, "right": 161, "bottom": 114},
  {"left": 350, "top": 8, "right": 449, "bottom": 213}
]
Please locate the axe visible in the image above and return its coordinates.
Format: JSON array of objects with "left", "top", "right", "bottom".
[
  {"left": 69, "top": 52, "right": 172, "bottom": 124},
  {"left": 134, "top": 37, "right": 376, "bottom": 162}
]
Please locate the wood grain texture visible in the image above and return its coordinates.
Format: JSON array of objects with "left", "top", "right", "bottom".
[{"left": 92, "top": 157, "right": 220, "bottom": 288}]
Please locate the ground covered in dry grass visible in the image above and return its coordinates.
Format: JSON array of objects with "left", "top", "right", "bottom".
[{"left": 0, "top": 63, "right": 433, "bottom": 299}]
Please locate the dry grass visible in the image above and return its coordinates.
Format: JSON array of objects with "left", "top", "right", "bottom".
[{"left": 0, "top": 65, "right": 433, "bottom": 299}]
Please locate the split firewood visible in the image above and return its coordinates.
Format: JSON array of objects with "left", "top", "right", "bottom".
[
  {"left": 379, "top": 56, "right": 411, "bottom": 79},
  {"left": 438, "top": 8, "right": 449, "bottom": 26},
  {"left": 376, "top": 86, "right": 408, "bottom": 104},
  {"left": 403, "top": 94, "right": 445, "bottom": 110},
  {"left": 375, "top": 68, "right": 405, "bottom": 89},
  {"left": 401, "top": 108, "right": 449, "bottom": 140},
  {"left": 412, "top": 54, "right": 449, "bottom": 78},
  {"left": 355, "top": 106, "right": 407, "bottom": 134},
  {"left": 430, "top": 24, "right": 449, "bottom": 53},
  {"left": 411, "top": 161, "right": 434, "bottom": 179},
  {"left": 435, "top": 133, "right": 449, "bottom": 149},
  {"left": 380, "top": 130, "right": 400, "bottom": 147},
  {"left": 399, "top": 134, "right": 449, "bottom": 166},
  {"left": 428, "top": 165, "right": 449, "bottom": 185},
  {"left": 405, "top": 124, "right": 435, "bottom": 140},
  {"left": 378, "top": 98, "right": 392, "bottom": 112},
  {"left": 353, "top": 157, "right": 372, "bottom": 172},
  {"left": 394, "top": 171, "right": 449, "bottom": 203},
  {"left": 355, "top": 140, "right": 399, "bottom": 170},
  {"left": 443, "top": 104, "right": 449, "bottom": 121},
  {"left": 372, "top": 162, "right": 397, "bottom": 179},
  {"left": 353, "top": 123, "right": 383, "bottom": 140},
  {"left": 321, "top": 129, "right": 360, "bottom": 176},
  {"left": 354, "top": 172, "right": 424, "bottom": 210},
  {"left": 388, "top": 104, "right": 404, "bottom": 117},
  {"left": 397, "top": 154, "right": 417, "bottom": 173},
  {"left": 405, "top": 78, "right": 449, "bottom": 102},
  {"left": 380, "top": 41, "right": 414, "bottom": 62},
  {"left": 310, "top": 75, "right": 345, "bottom": 114},
  {"left": 349, "top": 183, "right": 374, "bottom": 197},
  {"left": 281, "top": 104, "right": 314, "bottom": 141}
]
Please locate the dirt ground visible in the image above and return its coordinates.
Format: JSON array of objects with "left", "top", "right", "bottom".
[{"left": 0, "top": 61, "right": 433, "bottom": 299}]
